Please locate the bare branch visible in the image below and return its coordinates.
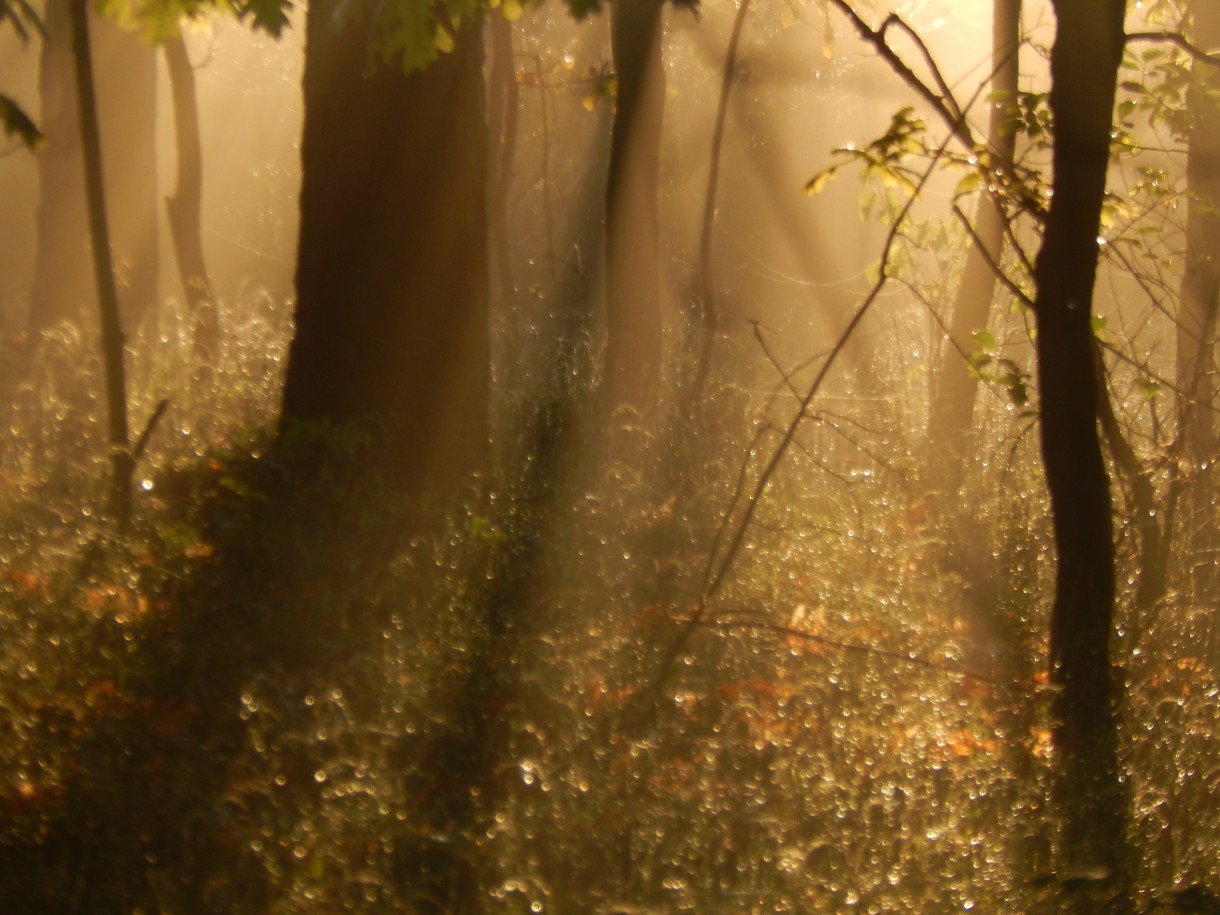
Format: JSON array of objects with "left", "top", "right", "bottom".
[{"left": 824, "top": 0, "right": 975, "bottom": 150}]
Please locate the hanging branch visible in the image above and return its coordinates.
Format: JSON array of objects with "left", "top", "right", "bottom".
[{"left": 70, "top": 0, "right": 131, "bottom": 530}]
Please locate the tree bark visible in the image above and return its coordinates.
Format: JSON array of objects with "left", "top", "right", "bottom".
[
  {"left": 279, "top": 7, "right": 490, "bottom": 495},
  {"left": 1033, "top": 1, "right": 1131, "bottom": 908},
  {"left": 928, "top": 0, "right": 1020, "bottom": 488},
  {"left": 29, "top": 3, "right": 157, "bottom": 336},
  {"left": 487, "top": 13, "right": 519, "bottom": 314},
  {"left": 689, "top": 0, "right": 750, "bottom": 408},
  {"left": 164, "top": 34, "right": 221, "bottom": 365},
  {"left": 29, "top": 0, "right": 90, "bottom": 332},
  {"left": 604, "top": 0, "right": 665, "bottom": 418},
  {"left": 69, "top": 0, "right": 131, "bottom": 528}
]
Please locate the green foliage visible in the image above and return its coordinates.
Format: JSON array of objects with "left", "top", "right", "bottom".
[
  {"left": 804, "top": 106, "right": 928, "bottom": 197},
  {"left": 1118, "top": 45, "right": 1195, "bottom": 140},
  {"left": 967, "top": 328, "right": 1029, "bottom": 408},
  {"left": 0, "top": 95, "right": 41, "bottom": 149},
  {"left": 0, "top": 0, "right": 43, "bottom": 150},
  {"left": 996, "top": 89, "right": 1052, "bottom": 144}
]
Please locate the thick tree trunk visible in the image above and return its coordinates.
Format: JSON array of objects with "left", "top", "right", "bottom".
[
  {"left": 928, "top": 0, "right": 1019, "bottom": 487},
  {"left": 29, "top": 4, "right": 157, "bottom": 335},
  {"left": 164, "top": 34, "right": 221, "bottom": 365},
  {"left": 279, "top": 7, "right": 489, "bottom": 495},
  {"left": 604, "top": 0, "right": 665, "bottom": 417},
  {"left": 1033, "top": 2, "right": 1131, "bottom": 909}
]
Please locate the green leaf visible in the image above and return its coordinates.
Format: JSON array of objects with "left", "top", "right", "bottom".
[
  {"left": 566, "top": 0, "right": 602, "bottom": 17},
  {"left": 803, "top": 167, "right": 837, "bottom": 197},
  {"left": 954, "top": 171, "right": 984, "bottom": 198},
  {"left": 238, "top": 0, "right": 292, "bottom": 37},
  {"left": 372, "top": 0, "right": 440, "bottom": 74},
  {"left": 971, "top": 328, "right": 997, "bottom": 351},
  {"left": 967, "top": 351, "right": 992, "bottom": 372},
  {"left": 1137, "top": 377, "right": 1159, "bottom": 399},
  {"left": 0, "top": 95, "right": 42, "bottom": 150}
]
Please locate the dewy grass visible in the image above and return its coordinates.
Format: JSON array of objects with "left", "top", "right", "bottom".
[{"left": 0, "top": 293, "right": 1217, "bottom": 912}]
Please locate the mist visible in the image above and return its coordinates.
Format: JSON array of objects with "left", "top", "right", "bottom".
[{"left": 1, "top": 0, "right": 1219, "bottom": 912}]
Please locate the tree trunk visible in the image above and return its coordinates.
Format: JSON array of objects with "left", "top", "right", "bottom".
[
  {"left": 69, "top": 0, "right": 131, "bottom": 529},
  {"left": 604, "top": 0, "right": 665, "bottom": 418},
  {"left": 29, "top": 4, "right": 157, "bottom": 336},
  {"left": 29, "top": 0, "right": 90, "bottom": 332},
  {"left": 487, "top": 13, "right": 519, "bottom": 314},
  {"left": 164, "top": 34, "right": 221, "bottom": 366},
  {"left": 1033, "top": 1, "right": 1131, "bottom": 908},
  {"left": 279, "top": 7, "right": 490, "bottom": 496},
  {"left": 1177, "top": 0, "right": 1220, "bottom": 601},
  {"left": 689, "top": 0, "right": 751, "bottom": 408},
  {"left": 928, "top": 0, "right": 1020, "bottom": 489}
]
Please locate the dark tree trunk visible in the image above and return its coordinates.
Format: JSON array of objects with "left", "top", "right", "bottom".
[
  {"left": 279, "top": 7, "right": 490, "bottom": 495},
  {"left": 29, "top": 4, "right": 157, "bottom": 336},
  {"left": 928, "top": 0, "right": 1020, "bottom": 488},
  {"left": 69, "top": 0, "right": 131, "bottom": 529},
  {"left": 1033, "top": 1, "right": 1131, "bottom": 908},
  {"left": 604, "top": 0, "right": 665, "bottom": 417},
  {"left": 164, "top": 34, "right": 221, "bottom": 365}
]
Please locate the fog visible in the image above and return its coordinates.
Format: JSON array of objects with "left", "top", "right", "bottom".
[{"left": 2, "top": 0, "right": 1219, "bottom": 912}]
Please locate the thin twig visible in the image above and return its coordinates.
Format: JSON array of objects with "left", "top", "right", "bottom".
[
  {"left": 648, "top": 133, "right": 955, "bottom": 708},
  {"left": 132, "top": 398, "right": 170, "bottom": 464},
  {"left": 825, "top": 0, "right": 974, "bottom": 150},
  {"left": 951, "top": 203, "right": 1035, "bottom": 310}
]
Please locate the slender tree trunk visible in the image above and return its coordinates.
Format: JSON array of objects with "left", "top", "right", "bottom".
[
  {"left": 487, "top": 13, "right": 519, "bottom": 314},
  {"left": 30, "top": 0, "right": 90, "bottom": 332},
  {"left": 279, "top": 7, "right": 489, "bottom": 496},
  {"left": 1178, "top": 0, "right": 1220, "bottom": 600},
  {"left": 689, "top": 0, "right": 751, "bottom": 408},
  {"left": 604, "top": 0, "right": 665, "bottom": 418},
  {"left": 928, "top": 0, "right": 1020, "bottom": 488},
  {"left": 1033, "top": 2, "right": 1131, "bottom": 909},
  {"left": 30, "top": 3, "right": 158, "bottom": 336},
  {"left": 164, "top": 34, "right": 221, "bottom": 365},
  {"left": 69, "top": 0, "right": 131, "bottom": 528}
]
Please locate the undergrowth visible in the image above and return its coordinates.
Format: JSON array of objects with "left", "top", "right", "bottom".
[{"left": 0, "top": 298, "right": 1217, "bottom": 914}]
